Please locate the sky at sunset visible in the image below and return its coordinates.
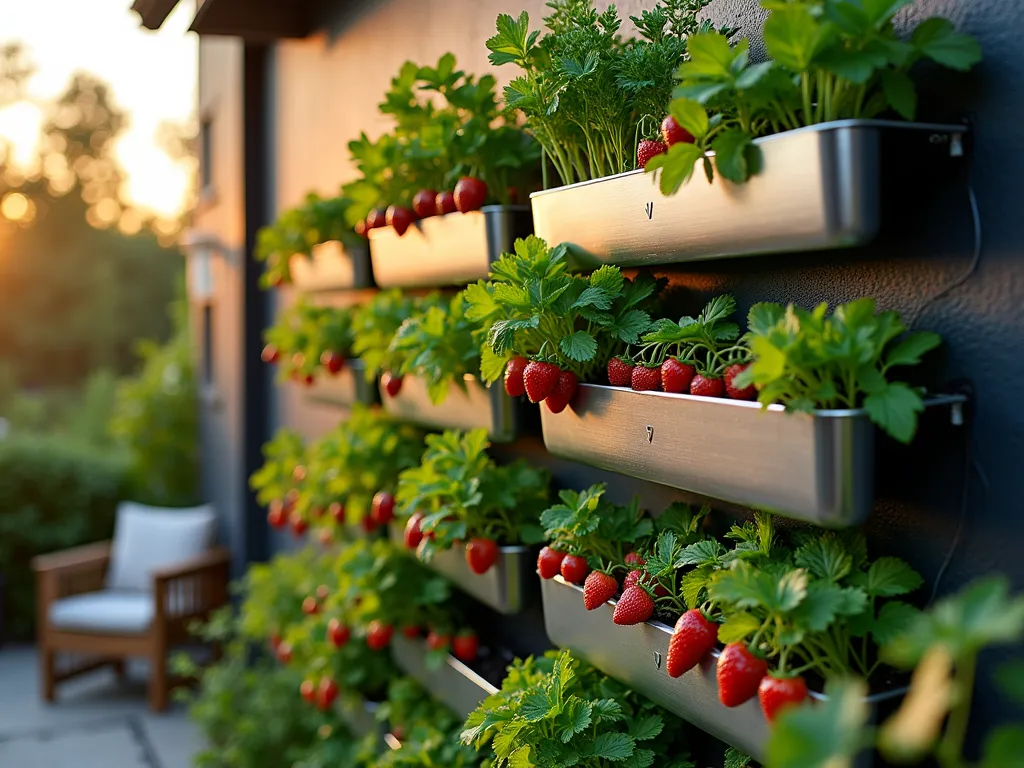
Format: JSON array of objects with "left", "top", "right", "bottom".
[{"left": 0, "top": 0, "right": 197, "bottom": 218}]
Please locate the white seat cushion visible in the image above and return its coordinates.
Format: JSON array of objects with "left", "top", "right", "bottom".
[
  {"left": 49, "top": 591, "right": 153, "bottom": 634},
  {"left": 106, "top": 502, "right": 216, "bottom": 592}
]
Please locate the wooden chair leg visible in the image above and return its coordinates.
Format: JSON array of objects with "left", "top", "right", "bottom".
[
  {"left": 40, "top": 647, "right": 56, "bottom": 703},
  {"left": 111, "top": 658, "right": 126, "bottom": 681},
  {"left": 148, "top": 645, "right": 167, "bottom": 712}
]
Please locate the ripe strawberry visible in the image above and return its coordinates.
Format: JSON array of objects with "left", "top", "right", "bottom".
[
  {"left": 317, "top": 528, "right": 333, "bottom": 546},
  {"left": 631, "top": 365, "right": 662, "bottom": 392},
  {"left": 637, "top": 138, "right": 668, "bottom": 169},
  {"left": 285, "top": 489, "right": 300, "bottom": 508},
  {"left": 661, "top": 115, "right": 696, "bottom": 146},
  {"left": 365, "top": 621, "right": 394, "bottom": 651},
  {"left": 382, "top": 371, "right": 404, "bottom": 398},
  {"left": 623, "top": 568, "right": 642, "bottom": 591},
  {"left": 292, "top": 352, "right": 306, "bottom": 370},
  {"left": 667, "top": 609, "right": 718, "bottom": 678},
  {"left": 545, "top": 370, "right": 579, "bottom": 414},
  {"left": 661, "top": 358, "right": 696, "bottom": 394},
  {"left": 302, "top": 596, "right": 318, "bottom": 615},
  {"left": 390, "top": 725, "right": 406, "bottom": 742},
  {"left": 404, "top": 511, "right": 425, "bottom": 549},
  {"left": 759, "top": 674, "right": 809, "bottom": 722},
  {"left": 560, "top": 554, "right": 590, "bottom": 584},
  {"left": 327, "top": 618, "right": 350, "bottom": 649},
  {"left": 690, "top": 374, "right": 725, "bottom": 398},
  {"left": 300, "top": 679, "right": 316, "bottom": 704},
  {"left": 329, "top": 501, "right": 345, "bottom": 525},
  {"left": 261, "top": 344, "right": 279, "bottom": 364},
  {"left": 354, "top": 220, "right": 368, "bottom": 238},
  {"left": 386, "top": 205, "right": 414, "bottom": 237},
  {"left": 426, "top": 629, "right": 451, "bottom": 652},
  {"left": 613, "top": 585, "right": 655, "bottom": 625},
  {"left": 371, "top": 491, "right": 396, "bottom": 526},
  {"left": 365, "top": 208, "right": 387, "bottom": 230},
  {"left": 321, "top": 350, "right": 345, "bottom": 375},
  {"left": 435, "top": 190, "right": 456, "bottom": 215},
  {"left": 276, "top": 641, "right": 293, "bottom": 664},
  {"left": 504, "top": 356, "right": 528, "bottom": 398},
  {"left": 452, "top": 630, "right": 479, "bottom": 663},
  {"left": 724, "top": 363, "right": 756, "bottom": 400},
  {"left": 717, "top": 643, "right": 769, "bottom": 707},
  {"left": 401, "top": 625, "right": 421, "bottom": 639},
  {"left": 624, "top": 552, "right": 646, "bottom": 567},
  {"left": 361, "top": 515, "right": 378, "bottom": 534},
  {"left": 537, "top": 546, "right": 566, "bottom": 579},
  {"left": 316, "top": 584, "right": 330, "bottom": 601},
  {"left": 466, "top": 537, "right": 500, "bottom": 575},
  {"left": 289, "top": 512, "right": 308, "bottom": 537},
  {"left": 608, "top": 357, "right": 635, "bottom": 387},
  {"left": 523, "top": 361, "right": 560, "bottom": 403},
  {"left": 454, "top": 176, "right": 487, "bottom": 213},
  {"left": 317, "top": 677, "right": 339, "bottom": 710},
  {"left": 269, "top": 633, "right": 281, "bottom": 652},
  {"left": 303, "top": 373, "right": 315, "bottom": 387},
  {"left": 412, "top": 189, "right": 438, "bottom": 218},
  {"left": 583, "top": 571, "right": 618, "bottom": 610},
  {"left": 267, "top": 500, "right": 287, "bottom": 529}
]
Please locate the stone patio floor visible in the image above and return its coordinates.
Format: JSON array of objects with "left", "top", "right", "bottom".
[{"left": 0, "top": 645, "right": 203, "bottom": 768}]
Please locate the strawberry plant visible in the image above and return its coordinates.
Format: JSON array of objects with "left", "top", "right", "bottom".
[
  {"left": 374, "top": 679, "right": 483, "bottom": 767},
  {"left": 734, "top": 298, "right": 942, "bottom": 442},
  {"left": 646, "top": 0, "right": 981, "bottom": 191},
  {"left": 352, "top": 290, "right": 444, "bottom": 395},
  {"left": 262, "top": 300, "right": 356, "bottom": 384},
  {"left": 395, "top": 428, "right": 549, "bottom": 573}
]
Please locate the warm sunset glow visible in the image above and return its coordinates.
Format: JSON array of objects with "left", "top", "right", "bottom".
[{"left": 1, "top": 191, "right": 33, "bottom": 222}]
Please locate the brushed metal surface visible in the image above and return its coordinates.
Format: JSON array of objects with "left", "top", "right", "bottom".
[
  {"left": 530, "top": 121, "right": 963, "bottom": 266},
  {"left": 540, "top": 385, "right": 965, "bottom": 527},
  {"left": 305, "top": 359, "right": 376, "bottom": 408},
  {"left": 369, "top": 205, "right": 532, "bottom": 288},
  {"left": 380, "top": 374, "right": 516, "bottom": 442},
  {"left": 391, "top": 634, "right": 498, "bottom": 718},
  {"left": 388, "top": 523, "right": 530, "bottom": 614},
  {"left": 289, "top": 240, "right": 372, "bottom": 291}
]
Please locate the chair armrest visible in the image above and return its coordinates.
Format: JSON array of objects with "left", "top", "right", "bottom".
[
  {"left": 33, "top": 541, "right": 111, "bottom": 611},
  {"left": 32, "top": 541, "right": 111, "bottom": 574},
  {"left": 152, "top": 547, "right": 232, "bottom": 583},
  {"left": 153, "top": 548, "right": 231, "bottom": 625}
]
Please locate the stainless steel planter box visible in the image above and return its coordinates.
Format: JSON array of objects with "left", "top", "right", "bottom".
[
  {"left": 540, "top": 384, "right": 966, "bottom": 527},
  {"left": 530, "top": 121, "right": 966, "bottom": 266},
  {"left": 388, "top": 524, "right": 532, "bottom": 615},
  {"left": 368, "top": 206, "right": 532, "bottom": 288},
  {"left": 391, "top": 634, "right": 498, "bottom": 718},
  {"left": 541, "top": 575, "right": 902, "bottom": 762},
  {"left": 306, "top": 359, "right": 376, "bottom": 408},
  {"left": 289, "top": 240, "right": 372, "bottom": 291},
  {"left": 380, "top": 374, "right": 517, "bottom": 442}
]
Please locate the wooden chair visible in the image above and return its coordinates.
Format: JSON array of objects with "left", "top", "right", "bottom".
[{"left": 32, "top": 503, "right": 230, "bottom": 712}]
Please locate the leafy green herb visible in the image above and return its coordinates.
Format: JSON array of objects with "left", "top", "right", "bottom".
[{"left": 635, "top": 293, "right": 744, "bottom": 375}]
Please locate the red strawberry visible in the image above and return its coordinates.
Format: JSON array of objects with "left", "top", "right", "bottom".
[
  {"left": 545, "top": 370, "right": 579, "bottom": 414},
  {"left": 327, "top": 618, "right": 350, "bottom": 649},
  {"left": 292, "top": 352, "right": 306, "bottom": 370},
  {"left": 661, "top": 115, "right": 696, "bottom": 146},
  {"left": 583, "top": 571, "right": 618, "bottom": 610},
  {"left": 667, "top": 609, "right": 719, "bottom": 678},
  {"left": 269, "top": 633, "right": 281, "bottom": 652},
  {"left": 317, "top": 528, "right": 333, "bottom": 546},
  {"left": 404, "top": 511, "right": 425, "bottom": 549},
  {"left": 302, "top": 596, "right": 318, "bottom": 615},
  {"left": 759, "top": 674, "right": 809, "bottom": 722},
  {"left": 289, "top": 512, "right": 308, "bottom": 537},
  {"left": 537, "top": 547, "right": 566, "bottom": 579},
  {"left": 454, "top": 176, "right": 487, "bottom": 213},
  {"left": 661, "top": 358, "right": 696, "bottom": 394},
  {"left": 261, "top": 344, "right": 279, "bottom": 364},
  {"left": 613, "top": 585, "right": 655, "bottom": 625},
  {"left": 317, "top": 677, "right": 339, "bottom": 710},
  {"left": 401, "top": 625, "right": 421, "bottom": 639},
  {"left": 637, "top": 138, "right": 668, "bottom": 169},
  {"left": 386, "top": 205, "right": 414, "bottom": 237},
  {"left": 316, "top": 584, "right": 330, "bottom": 601},
  {"left": 371, "top": 491, "right": 396, "bottom": 526},
  {"left": 382, "top": 371, "right": 404, "bottom": 398},
  {"left": 412, "top": 189, "right": 438, "bottom": 218},
  {"left": 631, "top": 365, "right": 662, "bottom": 392},
  {"left": 623, "top": 568, "right": 642, "bottom": 591},
  {"left": 426, "top": 629, "right": 451, "bottom": 652},
  {"left": 354, "top": 220, "right": 368, "bottom": 238},
  {"left": 300, "top": 679, "right": 316, "bottom": 704},
  {"left": 276, "top": 641, "right": 293, "bottom": 664},
  {"left": 504, "top": 356, "right": 528, "bottom": 397},
  {"left": 365, "top": 208, "right": 387, "bottom": 230},
  {"left": 321, "top": 350, "right": 345, "bottom": 375},
  {"left": 466, "top": 537, "right": 500, "bottom": 575},
  {"left": 329, "top": 501, "right": 345, "bottom": 525},
  {"left": 435, "top": 190, "right": 457, "bottom": 215},
  {"left": 267, "top": 500, "right": 287, "bottom": 529},
  {"left": 717, "top": 643, "right": 769, "bottom": 707},
  {"left": 690, "top": 374, "right": 725, "bottom": 398},
  {"left": 523, "top": 361, "right": 560, "bottom": 403},
  {"left": 365, "top": 621, "right": 394, "bottom": 651},
  {"left": 303, "top": 373, "right": 315, "bottom": 387},
  {"left": 452, "top": 630, "right": 479, "bottom": 663},
  {"left": 724, "top": 363, "right": 756, "bottom": 400},
  {"left": 608, "top": 357, "right": 635, "bottom": 387},
  {"left": 624, "top": 552, "right": 646, "bottom": 567},
  {"left": 560, "top": 554, "right": 590, "bottom": 584},
  {"left": 361, "top": 515, "right": 378, "bottom": 534}
]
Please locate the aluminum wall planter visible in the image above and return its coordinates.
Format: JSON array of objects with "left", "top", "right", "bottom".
[
  {"left": 391, "top": 634, "right": 497, "bottom": 718},
  {"left": 541, "top": 575, "right": 902, "bottom": 762},
  {"left": 530, "top": 121, "right": 966, "bottom": 266},
  {"left": 368, "top": 205, "right": 532, "bottom": 288},
  {"left": 289, "top": 240, "right": 372, "bottom": 291},
  {"left": 381, "top": 374, "right": 517, "bottom": 442},
  {"left": 306, "top": 359, "right": 376, "bottom": 408},
  {"left": 540, "top": 384, "right": 966, "bottom": 527},
  {"left": 388, "top": 524, "right": 531, "bottom": 614}
]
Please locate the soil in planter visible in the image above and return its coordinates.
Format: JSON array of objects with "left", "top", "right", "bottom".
[{"left": 462, "top": 644, "right": 517, "bottom": 690}]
